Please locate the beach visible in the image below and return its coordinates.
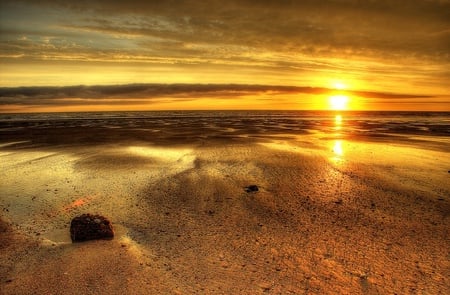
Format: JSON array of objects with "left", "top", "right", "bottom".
[{"left": 1, "top": 111, "right": 449, "bottom": 294}]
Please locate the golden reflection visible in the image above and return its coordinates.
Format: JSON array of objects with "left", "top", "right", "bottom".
[
  {"left": 330, "top": 113, "right": 345, "bottom": 162},
  {"left": 334, "top": 114, "right": 342, "bottom": 131},
  {"left": 333, "top": 140, "right": 344, "bottom": 156}
]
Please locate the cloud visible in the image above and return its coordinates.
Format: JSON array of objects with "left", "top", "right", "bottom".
[
  {"left": 0, "top": 83, "right": 434, "bottom": 107},
  {"left": 0, "top": 84, "right": 302, "bottom": 106},
  {"left": 0, "top": 0, "right": 449, "bottom": 98},
  {"left": 1, "top": 0, "right": 449, "bottom": 62}
]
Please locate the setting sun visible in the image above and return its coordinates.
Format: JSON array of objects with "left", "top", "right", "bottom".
[{"left": 329, "top": 95, "right": 349, "bottom": 110}]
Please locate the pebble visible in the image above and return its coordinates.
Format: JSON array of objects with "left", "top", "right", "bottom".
[{"left": 245, "top": 185, "right": 259, "bottom": 192}]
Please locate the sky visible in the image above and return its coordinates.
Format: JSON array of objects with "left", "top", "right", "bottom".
[{"left": 0, "top": 0, "right": 449, "bottom": 112}]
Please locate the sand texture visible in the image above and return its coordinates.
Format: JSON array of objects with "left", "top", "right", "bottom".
[{"left": 1, "top": 114, "right": 449, "bottom": 294}]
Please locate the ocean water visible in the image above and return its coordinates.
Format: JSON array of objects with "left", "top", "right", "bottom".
[
  {"left": 0, "top": 111, "right": 450, "bottom": 137},
  {"left": 0, "top": 111, "right": 450, "bottom": 153}
]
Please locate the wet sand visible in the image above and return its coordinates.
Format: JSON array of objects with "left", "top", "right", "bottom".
[{"left": 1, "top": 117, "right": 450, "bottom": 294}]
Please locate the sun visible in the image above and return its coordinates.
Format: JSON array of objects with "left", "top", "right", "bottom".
[{"left": 329, "top": 95, "right": 349, "bottom": 110}]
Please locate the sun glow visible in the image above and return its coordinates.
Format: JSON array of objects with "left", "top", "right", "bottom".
[
  {"left": 329, "top": 95, "right": 349, "bottom": 110},
  {"left": 333, "top": 81, "right": 347, "bottom": 90}
]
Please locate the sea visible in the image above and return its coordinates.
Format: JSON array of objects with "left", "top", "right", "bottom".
[
  {"left": 1, "top": 111, "right": 449, "bottom": 132},
  {"left": 0, "top": 111, "right": 449, "bottom": 150}
]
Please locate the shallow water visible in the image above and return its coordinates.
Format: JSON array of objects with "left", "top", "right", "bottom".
[{"left": 1, "top": 111, "right": 449, "bottom": 150}]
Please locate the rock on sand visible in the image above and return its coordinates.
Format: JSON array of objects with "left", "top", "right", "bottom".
[{"left": 70, "top": 214, "right": 114, "bottom": 242}]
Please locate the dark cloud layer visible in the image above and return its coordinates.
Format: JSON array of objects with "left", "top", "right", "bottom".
[{"left": 0, "top": 83, "right": 433, "bottom": 106}]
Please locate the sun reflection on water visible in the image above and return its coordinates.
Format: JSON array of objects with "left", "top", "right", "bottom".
[
  {"left": 333, "top": 140, "right": 343, "bottom": 156},
  {"left": 331, "top": 113, "right": 345, "bottom": 162},
  {"left": 334, "top": 114, "right": 342, "bottom": 131}
]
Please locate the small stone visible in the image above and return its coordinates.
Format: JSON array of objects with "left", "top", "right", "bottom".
[
  {"left": 245, "top": 185, "right": 259, "bottom": 192},
  {"left": 334, "top": 199, "right": 343, "bottom": 205},
  {"left": 70, "top": 214, "right": 114, "bottom": 242}
]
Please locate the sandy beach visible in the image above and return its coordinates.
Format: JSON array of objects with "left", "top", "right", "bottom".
[
  {"left": 1, "top": 112, "right": 449, "bottom": 294},
  {"left": 2, "top": 0, "right": 450, "bottom": 293}
]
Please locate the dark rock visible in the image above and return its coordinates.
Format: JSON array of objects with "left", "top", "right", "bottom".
[
  {"left": 334, "top": 199, "right": 343, "bottom": 205},
  {"left": 245, "top": 185, "right": 259, "bottom": 192},
  {"left": 70, "top": 214, "right": 114, "bottom": 242}
]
